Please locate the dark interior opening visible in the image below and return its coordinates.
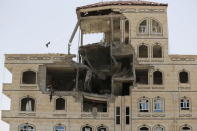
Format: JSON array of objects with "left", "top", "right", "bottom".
[
  {"left": 122, "top": 82, "right": 131, "bottom": 96},
  {"left": 153, "top": 45, "right": 162, "bottom": 58},
  {"left": 136, "top": 69, "right": 148, "bottom": 84},
  {"left": 56, "top": 98, "right": 65, "bottom": 110},
  {"left": 179, "top": 71, "right": 189, "bottom": 83},
  {"left": 83, "top": 98, "right": 107, "bottom": 112},
  {"left": 80, "top": 9, "right": 120, "bottom": 17},
  {"left": 22, "top": 71, "right": 36, "bottom": 84},
  {"left": 46, "top": 67, "right": 76, "bottom": 91},
  {"left": 153, "top": 71, "right": 163, "bottom": 85},
  {"left": 139, "top": 45, "right": 148, "bottom": 58},
  {"left": 21, "top": 97, "right": 35, "bottom": 111},
  {"left": 80, "top": 45, "right": 111, "bottom": 71}
]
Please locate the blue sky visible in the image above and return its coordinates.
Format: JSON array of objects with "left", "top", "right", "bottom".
[{"left": 0, "top": 0, "right": 197, "bottom": 130}]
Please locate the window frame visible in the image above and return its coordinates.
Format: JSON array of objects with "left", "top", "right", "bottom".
[
  {"left": 150, "top": 18, "right": 163, "bottom": 35},
  {"left": 21, "top": 69, "right": 37, "bottom": 85},
  {"left": 81, "top": 125, "right": 93, "bottom": 131},
  {"left": 55, "top": 97, "right": 66, "bottom": 111},
  {"left": 153, "top": 70, "right": 163, "bottom": 85},
  {"left": 18, "top": 123, "right": 36, "bottom": 131},
  {"left": 138, "top": 44, "right": 149, "bottom": 58},
  {"left": 138, "top": 19, "right": 149, "bottom": 35},
  {"left": 54, "top": 125, "right": 66, "bottom": 131},
  {"left": 138, "top": 97, "right": 150, "bottom": 113},
  {"left": 179, "top": 70, "right": 190, "bottom": 84},
  {"left": 180, "top": 97, "right": 191, "bottom": 111},
  {"left": 153, "top": 97, "right": 164, "bottom": 113},
  {"left": 152, "top": 44, "right": 163, "bottom": 58},
  {"left": 20, "top": 96, "right": 36, "bottom": 112},
  {"left": 180, "top": 124, "right": 192, "bottom": 131},
  {"left": 153, "top": 124, "right": 165, "bottom": 131}
]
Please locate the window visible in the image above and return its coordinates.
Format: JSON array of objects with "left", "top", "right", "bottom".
[
  {"left": 154, "top": 125, "right": 165, "bottom": 131},
  {"left": 97, "top": 126, "right": 107, "bottom": 131},
  {"left": 22, "top": 71, "right": 36, "bottom": 84},
  {"left": 153, "top": 71, "right": 163, "bottom": 85},
  {"left": 19, "top": 123, "right": 35, "bottom": 131},
  {"left": 139, "top": 98, "right": 149, "bottom": 112},
  {"left": 82, "top": 126, "right": 93, "bottom": 131},
  {"left": 153, "top": 44, "right": 162, "bottom": 58},
  {"left": 21, "top": 97, "right": 35, "bottom": 112},
  {"left": 136, "top": 69, "right": 149, "bottom": 84},
  {"left": 125, "top": 20, "right": 130, "bottom": 44},
  {"left": 54, "top": 126, "right": 65, "bottom": 131},
  {"left": 139, "top": 45, "right": 148, "bottom": 58},
  {"left": 180, "top": 97, "right": 190, "bottom": 110},
  {"left": 179, "top": 71, "right": 189, "bottom": 83},
  {"left": 125, "top": 107, "right": 130, "bottom": 125},
  {"left": 116, "top": 106, "right": 121, "bottom": 124},
  {"left": 181, "top": 125, "right": 192, "bottom": 131},
  {"left": 154, "top": 97, "right": 164, "bottom": 112},
  {"left": 151, "top": 19, "right": 162, "bottom": 34},
  {"left": 139, "top": 20, "right": 148, "bottom": 34},
  {"left": 140, "top": 126, "right": 149, "bottom": 131},
  {"left": 56, "top": 98, "right": 65, "bottom": 110}
]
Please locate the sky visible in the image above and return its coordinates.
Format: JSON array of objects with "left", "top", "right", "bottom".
[{"left": 0, "top": 0, "right": 197, "bottom": 130}]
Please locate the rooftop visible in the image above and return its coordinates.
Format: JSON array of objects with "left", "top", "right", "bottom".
[{"left": 77, "top": 0, "right": 168, "bottom": 11}]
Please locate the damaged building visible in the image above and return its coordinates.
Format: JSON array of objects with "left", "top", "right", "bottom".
[{"left": 2, "top": 1, "right": 197, "bottom": 131}]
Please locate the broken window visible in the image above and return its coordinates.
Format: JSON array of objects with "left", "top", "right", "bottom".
[
  {"left": 153, "top": 44, "right": 162, "bottom": 58},
  {"left": 82, "top": 126, "right": 93, "bottom": 131},
  {"left": 139, "top": 45, "right": 148, "bottom": 58},
  {"left": 153, "top": 71, "right": 163, "bottom": 85},
  {"left": 139, "top": 98, "right": 149, "bottom": 112},
  {"left": 22, "top": 71, "right": 36, "bottom": 84},
  {"left": 139, "top": 127, "right": 149, "bottom": 131},
  {"left": 21, "top": 97, "right": 35, "bottom": 112},
  {"left": 19, "top": 124, "right": 35, "bottom": 131},
  {"left": 97, "top": 126, "right": 107, "bottom": 131},
  {"left": 83, "top": 98, "right": 107, "bottom": 112},
  {"left": 136, "top": 69, "right": 148, "bottom": 84},
  {"left": 181, "top": 126, "right": 191, "bottom": 131},
  {"left": 122, "top": 83, "right": 131, "bottom": 96},
  {"left": 116, "top": 106, "right": 120, "bottom": 125},
  {"left": 180, "top": 97, "right": 190, "bottom": 110},
  {"left": 151, "top": 19, "right": 162, "bottom": 34},
  {"left": 56, "top": 98, "right": 65, "bottom": 110},
  {"left": 179, "top": 71, "right": 189, "bottom": 83},
  {"left": 54, "top": 126, "right": 65, "bottom": 131},
  {"left": 125, "top": 107, "right": 130, "bottom": 125},
  {"left": 46, "top": 66, "right": 76, "bottom": 91},
  {"left": 139, "top": 20, "right": 148, "bottom": 34}
]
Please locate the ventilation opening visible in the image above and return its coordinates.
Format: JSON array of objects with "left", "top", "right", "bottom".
[
  {"left": 22, "top": 71, "right": 36, "bottom": 84},
  {"left": 83, "top": 98, "right": 107, "bottom": 112},
  {"left": 136, "top": 69, "right": 148, "bottom": 84}
]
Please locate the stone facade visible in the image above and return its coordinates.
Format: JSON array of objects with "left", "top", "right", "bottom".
[{"left": 2, "top": 1, "right": 197, "bottom": 131}]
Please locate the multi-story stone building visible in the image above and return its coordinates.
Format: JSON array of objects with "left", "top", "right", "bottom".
[{"left": 1, "top": 1, "right": 196, "bottom": 131}]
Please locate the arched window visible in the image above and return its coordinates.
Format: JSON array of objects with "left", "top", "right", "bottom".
[
  {"left": 181, "top": 125, "right": 192, "bottom": 131},
  {"left": 153, "top": 71, "right": 163, "bottom": 85},
  {"left": 151, "top": 19, "right": 162, "bottom": 34},
  {"left": 21, "top": 97, "right": 35, "bottom": 112},
  {"left": 22, "top": 71, "right": 36, "bottom": 84},
  {"left": 19, "top": 123, "right": 35, "bottom": 131},
  {"left": 56, "top": 98, "right": 65, "bottom": 110},
  {"left": 97, "top": 125, "right": 107, "bottom": 131},
  {"left": 179, "top": 71, "right": 189, "bottom": 83},
  {"left": 139, "top": 126, "right": 149, "bottom": 131},
  {"left": 154, "top": 125, "right": 165, "bottom": 131},
  {"left": 139, "top": 20, "right": 148, "bottom": 34},
  {"left": 139, "top": 97, "right": 149, "bottom": 112},
  {"left": 153, "top": 44, "right": 162, "bottom": 58},
  {"left": 54, "top": 125, "right": 65, "bottom": 131},
  {"left": 154, "top": 97, "right": 164, "bottom": 112},
  {"left": 82, "top": 125, "right": 93, "bottom": 131},
  {"left": 139, "top": 45, "right": 148, "bottom": 58},
  {"left": 180, "top": 97, "right": 190, "bottom": 110}
]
